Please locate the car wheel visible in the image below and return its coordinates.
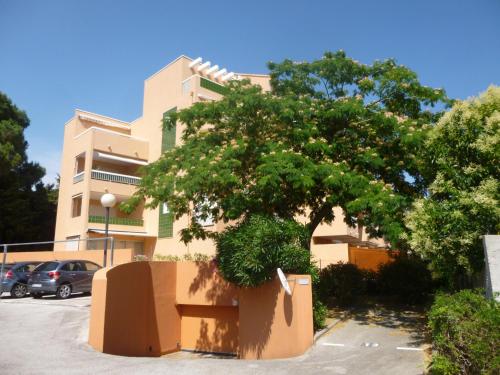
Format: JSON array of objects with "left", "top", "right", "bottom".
[
  {"left": 56, "top": 284, "right": 72, "bottom": 299},
  {"left": 11, "top": 283, "right": 28, "bottom": 298},
  {"left": 32, "top": 292, "right": 42, "bottom": 299}
]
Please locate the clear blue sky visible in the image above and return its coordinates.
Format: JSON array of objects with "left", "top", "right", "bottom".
[{"left": 1, "top": 0, "right": 499, "bottom": 183}]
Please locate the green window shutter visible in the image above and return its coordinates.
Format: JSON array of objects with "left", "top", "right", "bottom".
[
  {"left": 161, "top": 107, "right": 177, "bottom": 152},
  {"left": 200, "top": 77, "right": 228, "bottom": 95},
  {"left": 159, "top": 108, "right": 177, "bottom": 238},
  {"left": 158, "top": 209, "right": 174, "bottom": 238}
]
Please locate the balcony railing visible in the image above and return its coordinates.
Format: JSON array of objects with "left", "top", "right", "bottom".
[
  {"left": 91, "top": 169, "right": 141, "bottom": 186},
  {"left": 88, "top": 215, "right": 144, "bottom": 226},
  {"left": 73, "top": 172, "right": 84, "bottom": 183}
]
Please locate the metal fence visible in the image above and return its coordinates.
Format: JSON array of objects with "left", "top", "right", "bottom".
[{"left": 0, "top": 237, "right": 116, "bottom": 298}]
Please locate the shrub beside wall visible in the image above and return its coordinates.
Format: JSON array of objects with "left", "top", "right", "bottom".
[
  {"left": 317, "top": 257, "right": 433, "bottom": 305},
  {"left": 216, "top": 215, "right": 312, "bottom": 287},
  {"left": 152, "top": 253, "right": 212, "bottom": 262},
  {"left": 428, "top": 289, "right": 500, "bottom": 375},
  {"left": 318, "top": 262, "right": 365, "bottom": 305},
  {"left": 216, "top": 215, "right": 326, "bottom": 330},
  {"left": 377, "top": 257, "right": 433, "bottom": 304}
]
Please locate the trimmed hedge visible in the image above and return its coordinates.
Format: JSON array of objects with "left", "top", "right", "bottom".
[{"left": 428, "top": 289, "right": 500, "bottom": 374}]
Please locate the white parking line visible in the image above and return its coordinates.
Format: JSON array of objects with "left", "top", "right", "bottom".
[
  {"left": 396, "top": 347, "right": 424, "bottom": 351},
  {"left": 322, "top": 343, "right": 345, "bottom": 347}
]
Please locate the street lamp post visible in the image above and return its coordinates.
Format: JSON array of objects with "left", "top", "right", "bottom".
[{"left": 100, "top": 193, "right": 116, "bottom": 267}]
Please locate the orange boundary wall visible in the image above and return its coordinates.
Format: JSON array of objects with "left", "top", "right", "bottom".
[
  {"left": 348, "top": 247, "right": 396, "bottom": 271},
  {"left": 88, "top": 261, "right": 313, "bottom": 359}
]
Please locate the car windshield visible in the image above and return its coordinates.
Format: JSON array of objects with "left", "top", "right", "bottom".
[
  {"left": 1, "top": 265, "right": 12, "bottom": 272},
  {"left": 35, "top": 262, "right": 59, "bottom": 271}
]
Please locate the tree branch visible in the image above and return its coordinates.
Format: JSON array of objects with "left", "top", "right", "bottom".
[{"left": 306, "top": 202, "right": 334, "bottom": 244}]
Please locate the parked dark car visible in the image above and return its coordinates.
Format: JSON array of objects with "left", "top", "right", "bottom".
[
  {"left": 28, "top": 260, "right": 102, "bottom": 299},
  {"left": 1, "top": 262, "right": 41, "bottom": 298}
]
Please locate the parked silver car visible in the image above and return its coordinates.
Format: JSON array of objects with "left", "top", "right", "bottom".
[
  {"left": 1, "top": 262, "right": 41, "bottom": 298},
  {"left": 28, "top": 260, "right": 101, "bottom": 299}
]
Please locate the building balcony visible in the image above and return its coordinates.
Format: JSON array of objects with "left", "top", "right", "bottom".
[
  {"left": 88, "top": 215, "right": 144, "bottom": 226},
  {"left": 73, "top": 171, "right": 85, "bottom": 183},
  {"left": 91, "top": 170, "right": 141, "bottom": 185},
  {"left": 87, "top": 195, "right": 145, "bottom": 232}
]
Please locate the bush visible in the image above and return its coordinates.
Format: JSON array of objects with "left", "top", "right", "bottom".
[
  {"left": 377, "top": 257, "right": 433, "bottom": 304},
  {"left": 216, "top": 215, "right": 312, "bottom": 287},
  {"left": 428, "top": 289, "right": 500, "bottom": 374},
  {"left": 318, "top": 262, "right": 365, "bottom": 305},
  {"left": 313, "top": 298, "right": 328, "bottom": 331},
  {"left": 153, "top": 253, "right": 212, "bottom": 262},
  {"left": 361, "top": 269, "right": 379, "bottom": 295},
  {"left": 217, "top": 215, "right": 327, "bottom": 331}
]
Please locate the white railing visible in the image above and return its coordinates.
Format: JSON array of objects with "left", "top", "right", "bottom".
[
  {"left": 73, "top": 171, "right": 84, "bottom": 183},
  {"left": 91, "top": 169, "right": 141, "bottom": 185}
]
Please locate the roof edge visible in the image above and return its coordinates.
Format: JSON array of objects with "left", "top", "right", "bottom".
[{"left": 144, "top": 54, "right": 194, "bottom": 82}]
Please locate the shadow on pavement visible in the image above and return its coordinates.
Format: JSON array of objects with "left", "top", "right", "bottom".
[{"left": 329, "top": 297, "right": 429, "bottom": 348}]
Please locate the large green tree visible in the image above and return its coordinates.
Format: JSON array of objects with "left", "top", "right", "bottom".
[
  {"left": 405, "top": 86, "right": 500, "bottom": 285},
  {"left": 125, "top": 51, "right": 449, "bottom": 246},
  {"left": 0, "top": 92, "right": 57, "bottom": 246}
]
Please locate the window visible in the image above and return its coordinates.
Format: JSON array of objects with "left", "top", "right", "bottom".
[
  {"left": 65, "top": 235, "right": 80, "bottom": 251},
  {"left": 62, "top": 262, "right": 79, "bottom": 271},
  {"left": 71, "top": 195, "right": 82, "bottom": 217},
  {"left": 35, "top": 262, "right": 59, "bottom": 272},
  {"left": 16, "top": 265, "right": 28, "bottom": 273},
  {"left": 182, "top": 78, "right": 191, "bottom": 95},
  {"left": 194, "top": 199, "right": 216, "bottom": 227},
  {"left": 84, "top": 262, "right": 100, "bottom": 271},
  {"left": 133, "top": 241, "right": 144, "bottom": 254},
  {"left": 74, "top": 153, "right": 85, "bottom": 174},
  {"left": 27, "top": 264, "right": 38, "bottom": 272}
]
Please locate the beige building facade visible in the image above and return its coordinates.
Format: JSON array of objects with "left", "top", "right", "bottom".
[{"left": 54, "top": 55, "right": 384, "bottom": 260}]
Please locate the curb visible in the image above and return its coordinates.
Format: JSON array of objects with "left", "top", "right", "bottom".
[{"left": 313, "top": 312, "right": 348, "bottom": 342}]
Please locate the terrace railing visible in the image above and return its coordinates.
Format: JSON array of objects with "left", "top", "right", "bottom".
[
  {"left": 91, "top": 169, "right": 141, "bottom": 186},
  {"left": 88, "top": 215, "right": 143, "bottom": 226},
  {"left": 73, "top": 171, "right": 85, "bottom": 183}
]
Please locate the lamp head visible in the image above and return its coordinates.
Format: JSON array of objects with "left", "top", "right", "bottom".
[{"left": 100, "top": 193, "right": 117, "bottom": 208}]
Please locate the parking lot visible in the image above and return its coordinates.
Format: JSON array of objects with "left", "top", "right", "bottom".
[{"left": 0, "top": 292, "right": 427, "bottom": 375}]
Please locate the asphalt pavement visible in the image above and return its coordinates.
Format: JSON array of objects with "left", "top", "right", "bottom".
[{"left": 0, "top": 294, "right": 427, "bottom": 375}]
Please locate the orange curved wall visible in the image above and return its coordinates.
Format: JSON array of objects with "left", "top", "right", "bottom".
[{"left": 88, "top": 261, "right": 313, "bottom": 359}]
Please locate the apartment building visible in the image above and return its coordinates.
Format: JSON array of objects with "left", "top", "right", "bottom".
[{"left": 54, "top": 55, "right": 384, "bottom": 261}]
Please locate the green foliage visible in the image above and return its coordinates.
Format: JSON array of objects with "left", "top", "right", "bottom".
[
  {"left": 405, "top": 86, "right": 500, "bottom": 285},
  {"left": 216, "top": 215, "right": 312, "bottom": 287},
  {"left": 377, "top": 257, "right": 433, "bottom": 304},
  {"left": 318, "top": 262, "right": 365, "bottom": 304},
  {"left": 0, "top": 92, "right": 57, "bottom": 244},
  {"left": 313, "top": 298, "right": 328, "bottom": 331},
  {"left": 428, "top": 289, "right": 500, "bottom": 374},
  {"left": 152, "top": 253, "right": 212, "bottom": 262},
  {"left": 125, "top": 51, "right": 449, "bottom": 247},
  {"left": 318, "top": 258, "right": 433, "bottom": 305},
  {"left": 183, "top": 252, "right": 212, "bottom": 262}
]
